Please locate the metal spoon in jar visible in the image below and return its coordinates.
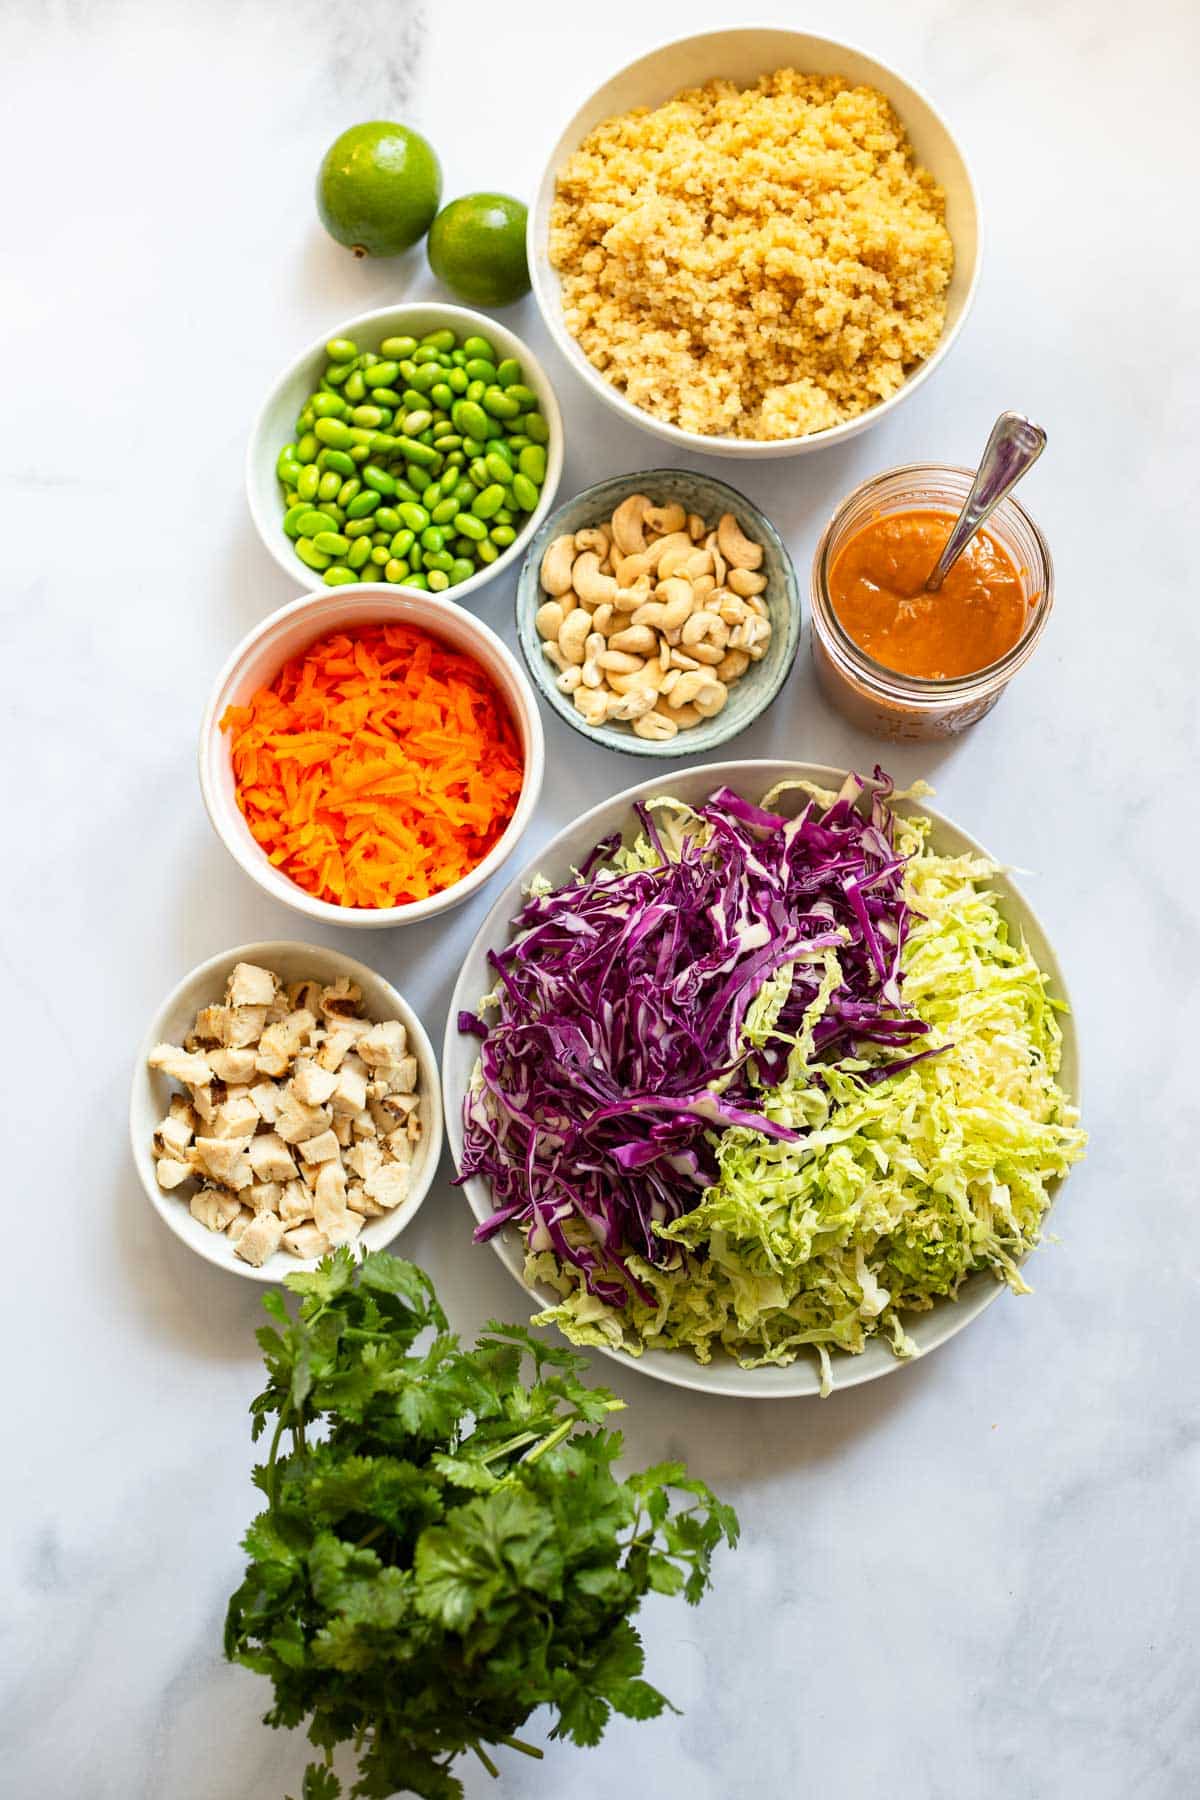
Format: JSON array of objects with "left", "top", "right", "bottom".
[{"left": 924, "top": 412, "right": 1047, "bottom": 592}]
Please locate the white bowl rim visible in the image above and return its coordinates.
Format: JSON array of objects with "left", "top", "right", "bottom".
[
  {"left": 442, "top": 758, "right": 1081, "bottom": 1398},
  {"left": 246, "top": 300, "right": 564, "bottom": 599},
  {"left": 130, "top": 938, "right": 444, "bottom": 1283},
  {"left": 528, "top": 25, "right": 984, "bottom": 456},
  {"left": 198, "top": 586, "right": 546, "bottom": 928},
  {"left": 515, "top": 465, "right": 801, "bottom": 757}
]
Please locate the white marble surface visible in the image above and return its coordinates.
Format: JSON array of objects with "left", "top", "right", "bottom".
[{"left": 3, "top": 0, "right": 1198, "bottom": 1794}]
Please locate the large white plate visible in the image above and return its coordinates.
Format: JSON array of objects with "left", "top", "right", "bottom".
[{"left": 442, "top": 762, "right": 1080, "bottom": 1397}]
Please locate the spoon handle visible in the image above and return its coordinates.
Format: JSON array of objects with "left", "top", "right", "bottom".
[{"left": 925, "top": 412, "right": 1047, "bottom": 592}]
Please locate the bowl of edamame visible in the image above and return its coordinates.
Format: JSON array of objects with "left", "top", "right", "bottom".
[{"left": 247, "top": 303, "right": 563, "bottom": 602}]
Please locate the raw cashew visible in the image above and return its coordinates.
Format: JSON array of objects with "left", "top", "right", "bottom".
[
  {"left": 644, "top": 531, "right": 691, "bottom": 569},
  {"left": 633, "top": 709, "right": 678, "bottom": 741},
  {"left": 581, "top": 657, "right": 603, "bottom": 688},
  {"left": 693, "top": 680, "right": 728, "bottom": 719},
  {"left": 716, "top": 513, "right": 763, "bottom": 571},
  {"left": 573, "top": 686, "right": 609, "bottom": 726},
  {"left": 557, "top": 666, "right": 583, "bottom": 693},
  {"left": 612, "top": 585, "right": 647, "bottom": 612},
  {"left": 598, "top": 649, "right": 646, "bottom": 674},
  {"left": 658, "top": 540, "right": 703, "bottom": 580},
  {"left": 535, "top": 600, "right": 564, "bottom": 640},
  {"left": 718, "top": 649, "right": 750, "bottom": 683},
  {"left": 686, "top": 512, "right": 707, "bottom": 542},
  {"left": 611, "top": 493, "right": 652, "bottom": 557},
  {"left": 591, "top": 602, "right": 614, "bottom": 635},
  {"left": 668, "top": 650, "right": 700, "bottom": 672},
  {"left": 682, "top": 609, "right": 721, "bottom": 646},
  {"left": 728, "top": 566, "right": 768, "bottom": 597},
  {"left": 540, "top": 535, "right": 576, "bottom": 597},
  {"left": 608, "top": 624, "right": 658, "bottom": 656},
  {"left": 688, "top": 641, "right": 725, "bottom": 666},
  {"left": 667, "top": 670, "right": 714, "bottom": 709},
  {"left": 665, "top": 700, "right": 702, "bottom": 728},
  {"left": 574, "top": 526, "right": 611, "bottom": 562},
  {"left": 718, "top": 593, "right": 749, "bottom": 627},
  {"left": 691, "top": 573, "right": 717, "bottom": 606},
  {"left": 605, "top": 686, "right": 657, "bottom": 722},
  {"left": 558, "top": 611, "right": 590, "bottom": 665},
  {"left": 572, "top": 551, "right": 618, "bottom": 605},
  {"left": 542, "top": 640, "right": 566, "bottom": 671},
  {"left": 614, "top": 551, "right": 653, "bottom": 587},
  {"left": 644, "top": 502, "right": 687, "bottom": 536},
  {"left": 610, "top": 664, "right": 666, "bottom": 696}
]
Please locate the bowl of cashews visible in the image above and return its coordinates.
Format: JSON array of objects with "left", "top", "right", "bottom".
[{"left": 514, "top": 468, "right": 801, "bottom": 757}]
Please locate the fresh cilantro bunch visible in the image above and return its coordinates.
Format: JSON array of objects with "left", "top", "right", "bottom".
[{"left": 225, "top": 1250, "right": 738, "bottom": 1800}]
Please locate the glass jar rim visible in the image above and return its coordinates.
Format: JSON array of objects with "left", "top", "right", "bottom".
[{"left": 811, "top": 463, "right": 1054, "bottom": 701}]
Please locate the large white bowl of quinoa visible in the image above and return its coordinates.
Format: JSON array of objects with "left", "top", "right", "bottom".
[{"left": 530, "top": 28, "right": 981, "bottom": 457}]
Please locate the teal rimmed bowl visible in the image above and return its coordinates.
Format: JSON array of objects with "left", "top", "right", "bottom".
[{"left": 515, "top": 468, "right": 800, "bottom": 758}]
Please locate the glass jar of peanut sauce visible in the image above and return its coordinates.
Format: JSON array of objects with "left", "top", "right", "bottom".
[{"left": 809, "top": 465, "right": 1054, "bottom": 740}]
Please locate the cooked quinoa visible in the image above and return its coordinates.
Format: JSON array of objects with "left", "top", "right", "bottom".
[{"left": 549, "top": 70, "right": 954, "bottom": 441}]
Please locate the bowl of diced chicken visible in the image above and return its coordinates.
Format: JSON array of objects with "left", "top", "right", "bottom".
[{"left": 130, "top": 943, "right": 443, "bottom": 1279}]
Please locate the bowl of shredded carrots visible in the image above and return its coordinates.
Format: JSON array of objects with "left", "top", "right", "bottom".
[{"left": 200, "top": 588, "right": 545, "bottom": 926}]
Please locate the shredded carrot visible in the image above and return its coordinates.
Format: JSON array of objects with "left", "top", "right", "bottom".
[{"left": 221, "top": 624, "right": 524, "bottom": 909}]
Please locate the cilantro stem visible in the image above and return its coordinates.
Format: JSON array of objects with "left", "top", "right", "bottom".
[
  {"left": 495, "top": 1734, "right": 544, "bottom": 1760},
  {"left": 470, "top": 1742, "right": 500, "bottom": 1778},
  {"left": 521, "top": 1419, "right": 573, "bottom": 1463}
]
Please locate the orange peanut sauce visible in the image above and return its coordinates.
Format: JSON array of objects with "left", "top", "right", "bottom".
[{"left": 828, "top": 509, "right": 1030, "bottom": 680}]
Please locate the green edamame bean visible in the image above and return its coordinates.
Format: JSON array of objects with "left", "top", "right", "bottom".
[
  {"left": 385, "top": 558, "right": 410, "bottom": 583},
  {"left": 380, "top": 336, "right": 418, "bottom": 359},
  {"left": 403, "top": 409, "right": 433, "bottom": 435},
  {"left": 492, "top": 506, "right": 514, "bottom": 526},
  {"left": 477, "top": 539, "right": 499, "bottom": 564},
  {"left": 362, "top": 360, "right": 400, "bottom": 387},
  {"left": 283, "top": 503, "right": 310, "bottom": 538},
  {"left": 314, "top": 417, "right": 353, "bottom": 449},
  {"left": 337, "top": 478, "right": 361, "bottom": 506},
  {"left": 465, "top": 379, "right": 487, "bottom": 405},
  {"left": 313, "top": 530, "right": 350, "bottom": 557},
  {"left": 468, "top": 458, "right": 491, "bottom": 489},
  {"left": 490, "top": 524, "right": 517, "bottom": 548},
  {"left": 406, "top": 573, "right": 429, "bottom": 591},
  {"left": 344, "top": 369, "right": 366, "bottom": 402},
  {"left": 464, "top": 358, "right": 497, "bottom": 383},
  {"left": 284, "top": 489, "right": 300, "bottom": 507},
  {"left": 453, "top": 400, "right": 489, "bottom": 440},
  {"left": 346, "top": 489, "right": 381, "bottom": 518},
  {"left": 412, "top": 345, "right": 442, "bottom": 364},
  {"left": 453, "top": 511, "right": 487, "bottom": 541},
  {"left": 462, "top": 335, "right": 495, "bottom": 361},
  {"left": 495, "top": 358, "right": 522, "bottom": 388},
  {"left": 422, "top": 479, "right": 443, "bottom": 507},
  {"left": 349, "top": 443, "right": 370, "bottom": 464},
  {"left": 389, "top": 529, "right": 416, "bottom": 557},
  {"left": 315, "top": 471, "right": 339, "bottom": 502},
  {"left": 325, "top": 337, "right": 357, "bottom": 362},
  {"left": 351, "top": 405, "right": 385, "bottom": 429},
  {"left": 487, "top": 436, "right": 513, "bottom": 460},
  {"left": 432, "top": 430, "right": 461, "bottom": 451},
  {"left": 344, "top": 518, "right": 375, "bottom": 538},
  {"left": 296, "top": 465, "right": 320, "bottom": 502},
  {"left": 394, "top": 435, "right": 439, "bottom": 467},
  {"left": 449, "top": 558, "right": 476, "bottom": 585},
  {"left": 370, "top": 545, "right": 390, "bottom": 567},
  {"left": 347, "top": 536, "right": 372, "bottom": 570},
  {"left": 405, "top": 463, "right": 432, "bottom": 492},
  {"left": 409, "top": 546, "right": 424, "bottom": 570},
  {"left": 447, "top": 367, "right": 469, "bottom": 394},
  {"left": 277, "top": 450, "right": 302, "bottom": 486},
  {"left": 430, "top": 381, "right": 454, "bottom": 410},
  {"left": 422, "top": 328, "right": 457, "bottom": 353},
  {"left": 506, "top": 384, "right": 538, "bottom": 410},
  {"left": 506, "top": 434, "right": 531, "bottom": 453},
  {"left": 317, "top": 503, "right": 345, "bottom": 526},
  {"left": 323, "top": 565, "right": 357, "bottom": 587},
  {"left": 362, "top": 464, "right": 397, "bottom": 495},
  {"left": 427, "top": 568, "right": 450, "bottom": 592},
  {"left": 524, "top": 412, "right": 549, "bottom": 445},
  {"left": 462, "top": 437, "right": 486, "bottom": 460},
  {"left": 296, "top": 432, "right": 320, "bottom": 462},
  {"left": 374, "top": 505, "right": 400, "bottom": 535},
  {"left": 484, "top": 451, "right": 512, "bottom": 485},
  {"left": 518, "top": 445, "right": 547, "bottom": 484},
  {"left": 397, "top": 502, "right": 430, "bottom": 532},
  {"left": 312, "top": 392, "right": 347, "bottom": 419},
  {"left": 389, "top": 479, "right": 421, "bottom": 506},
  {"left": 453, "top": 536, "right": 476, "bottom": 557},
  {"left": 323, "top": 361, "right": 352, "bottom": 386},
  {"left": 512, "top": 473, "right": 539, "bottom": 512},
  {"left": 317, "top": 449, "right": 354, "bottom": 477},
  {"left": 370, "top": 387, "right": 402, "bottom": 408},
  {"left": 295, "top": 537, "right": 332, "bottom": 571},
  {"left": 430, "top": 497, "right": 459, "bottom": 526},
  {"left": 444, "top": 451, "right": 465, "bottom": 470},
  {"left": 420, "top": 526, "right": 445, "bottom": 553},
  {"left": 483, "top": 386, "right": 521, "bottom": 420}
]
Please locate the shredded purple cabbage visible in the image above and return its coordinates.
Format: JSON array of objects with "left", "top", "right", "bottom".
[{"left": 457, "top": 771, "right": 929, "bottom": 1305}]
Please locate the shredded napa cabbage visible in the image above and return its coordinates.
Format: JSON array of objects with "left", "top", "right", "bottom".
[{"left": 529, "top": 806, "right": 1086, "bottom": 1392}]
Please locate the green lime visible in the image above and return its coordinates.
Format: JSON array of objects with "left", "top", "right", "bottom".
[
  {"left": 317, "top": 121, "right": 441, "bottom": 259},
  {"left": 427, "top": 193, "right": 530, "bottom": 307}
]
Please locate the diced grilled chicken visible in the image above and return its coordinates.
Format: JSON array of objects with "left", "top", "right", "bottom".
[
  {"left": 207, "top": 1046, "right": 258, "bottom": 1085},
  {"left": 247, "top": 1131, "right": 298, "bottom": 1183},
  {"left": 299, "top": 1129, "right": 341, "bottom": 1166},
  {"left": 282, "top": 1223, "right": 331, "bottom": 1259},
  {"left": 234, "top": 1211, "right": 284, "bottom": 1266},
  {"left": 192, "top": 1137, "right": 253, "bottom": 1189},
  {"left": 155, "top": 1156, "right": 192, "bottom": 1191},
  {"left": 148, "top": 1043, "right": 212, "bottom": 1088},
  {"left": 358, "top": 1019, "right": 408, "bottom": 1071},
  {"left": 190, "top": 1188, "right": 243, "bottom": 1233},
  {"left": 291, "top": 1059, "right": 339, "bottom": 1107},
  {"left": 227, "top": 962, "right": 277, "bottom": 1009}
]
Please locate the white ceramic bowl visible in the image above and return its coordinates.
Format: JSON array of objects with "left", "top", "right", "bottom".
[
  {"left": 530, "top": 29, "right": 982, "bottom": 458},
  {"left": 131, "top": 940, "right": 443, "bottom": 1282},
  {"left": 199, "top": 587, "right": 545, "bottom": 928},
  {"left": 443, "top": 760, "right": 1080, "bottom": 1398},
  {"left": 247, "top": 302, "right": 563, "bottom": 598}
]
